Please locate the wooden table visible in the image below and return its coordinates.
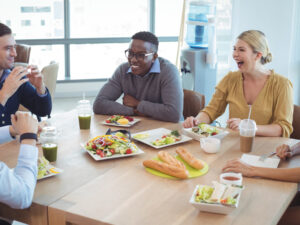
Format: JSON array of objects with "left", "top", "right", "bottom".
[{"left": 0, "top": 110, "right": 299, "bottom": 225}]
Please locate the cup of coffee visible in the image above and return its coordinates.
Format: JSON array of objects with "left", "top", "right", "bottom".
[
  {"left": 77, "top": 99, "right": 92, "bottom": 129},
  {"left": 200, "top": 137, "right": 221, "bottom": 154},
  {"left": 40, "top": 126, "right": 58, "bottom": 162},
  {"left": 239, "top": 119, "right": 257, "bottom": 153}
]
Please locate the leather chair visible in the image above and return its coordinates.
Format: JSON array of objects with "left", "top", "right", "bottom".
[
  {"left": 183, "top": 89, "right": 205, "bottom": 119},
  {"left": 291, "top": 105, "right": 300, "bottom": 139},
  {"left": 14, "top": 44, "right": 31, "bottom": 64}
]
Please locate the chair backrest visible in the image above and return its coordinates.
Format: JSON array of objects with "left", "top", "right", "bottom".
[
  {"left": 183, "top": 89, "right": 205, "bottom": 119},
  {"left": 14, "top": 44, "right": 31, "bottom": 64},
  {"left": 42, "top": 62, "right": 59, "bottom": 101},
  {"left": 291, "top": 104, "right": 300, "bottom": 139}
]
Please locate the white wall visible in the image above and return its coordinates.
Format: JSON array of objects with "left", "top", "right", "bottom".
[{"left": 231, "top": 0, "right": 300, "bottom": 104}]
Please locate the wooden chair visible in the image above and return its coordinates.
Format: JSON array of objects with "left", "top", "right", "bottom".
[
  {"left": 14, "top": 44, "right": 31, "bottom": 64},
  {"left": 183, "top": 89, "right": 205, "bottom": 119},
  {"left": 291, "top": 104, "right": 300, "bottom": 139}
]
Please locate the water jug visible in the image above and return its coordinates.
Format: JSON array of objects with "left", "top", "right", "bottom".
[{"left": 185, "top": 1, "right": 215, "bottom": 49}]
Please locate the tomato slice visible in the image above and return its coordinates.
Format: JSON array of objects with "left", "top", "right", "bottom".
[{"left": 125, "top": 149, "right": 132, "bottom": 154}]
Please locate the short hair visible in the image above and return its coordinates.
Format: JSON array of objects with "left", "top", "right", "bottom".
[
  {"left": 0, "top": 23, "right": 12, "bottom": 37},
  {"left": 238, "top": 30, "right": 272, "bottom": 65},
  {"left": 131, "top": 31, "right": 159, "bottom": 52}
]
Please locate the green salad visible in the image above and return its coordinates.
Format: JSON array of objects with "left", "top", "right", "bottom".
[
  {"left": 192, "top": 123, "right": 220, "bottom": 137},
  {"left": 152, "top": 130, "right": 181, "bottom": 146}
]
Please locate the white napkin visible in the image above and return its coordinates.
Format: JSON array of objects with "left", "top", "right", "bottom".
[{"left": 241, "top": 154, "right": 280, "bottom": 168}]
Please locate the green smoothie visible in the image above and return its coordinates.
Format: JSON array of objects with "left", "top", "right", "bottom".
[
  {"left": 78, "top": 115, "right": 91, "bottom": 129},
  {"left": 42, "top": 143, "right": 58, "bottom": 162}
]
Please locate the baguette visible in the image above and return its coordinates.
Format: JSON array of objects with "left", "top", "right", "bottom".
[
  {"left": 176, "top": 147, "right": 204, "bottom": 170},
  {"left": 158, "top": 151, "right": 185, "bottom": 169},
  {"left": 143, "top": 159, "right": 189, "bottom": 179}
]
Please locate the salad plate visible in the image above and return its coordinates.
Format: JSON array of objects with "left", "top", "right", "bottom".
[
  {"left": 189, "top": 181, "right": 243, "bottom": 214},
  {"left": 102, "top": 115, "right": 140, "bottom": 127},
  {"left": 82, "top": 132, "right": 144, "bottom": 161},
  {"left": 37, "top": 157, "right": 63, "bottom": 180},
  {"left": 132, "top": 128, "right": 193, "bottom": 149},
  {"left": 183, "top": 124, "right": 229, "bottom": 141}
]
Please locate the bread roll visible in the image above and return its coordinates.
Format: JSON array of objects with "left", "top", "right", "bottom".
[
  {"left": 143, "top": 159, "right": 189, "bottom": 179},
  {"left": 158, "top": 151, "right": 185, "bottom": 169},
  {"left": 176, "top": 147, "right": 204, "bottom": 170}
]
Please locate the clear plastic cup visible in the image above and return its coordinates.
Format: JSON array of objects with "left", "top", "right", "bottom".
[
  {"left": 239, "top": 119, "right": 257, "bottom": 153},
  {"left": 77, "top": 99, "right": 92, "bottom": 129}
]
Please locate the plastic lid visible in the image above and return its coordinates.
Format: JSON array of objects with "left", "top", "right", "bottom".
[
  {"left": 78, "top": 99, "right": 90, "bottom": 105},
  {"left": 239, "top": 119, "right": 257, "bottom": 130}
]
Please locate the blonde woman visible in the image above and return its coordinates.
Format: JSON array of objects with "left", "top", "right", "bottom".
[{"left": 183, "top": 30, "right": 293, "bottom": 137}]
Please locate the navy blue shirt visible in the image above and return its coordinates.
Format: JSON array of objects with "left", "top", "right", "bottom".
[{"left": 0, "top": 69, "right": 52, "bottom": 126}]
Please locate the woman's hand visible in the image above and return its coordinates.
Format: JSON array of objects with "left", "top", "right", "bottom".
[
  {"left": 222, "top": 159, "right": 255, "bottom": 177},
  {"left": 227, "top": 118, "right": 241, "bottom": 131},
  {"left": 276, "top": 144, "right": 292, "bottom": 160},
  {"left": 182, "top": 116, "right": 198, "bottom": 128}
]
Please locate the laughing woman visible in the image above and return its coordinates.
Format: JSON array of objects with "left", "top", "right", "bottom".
[{"left": 183, "top": 30, "right": 293, "bottom": 137}]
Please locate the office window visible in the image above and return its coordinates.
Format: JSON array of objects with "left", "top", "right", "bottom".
[
  {"left": 1, "top": 0, "right": 232, "bottom": 81},
  {"left": 30, "top": 45, "right": 65, "bottom": 80},
  {"left": 0, "top": 0, "right": 64, "bottom": 39},
  {"left": 21, "top": 20, "right": 31, "bottom": 26},
  {"left": 69, "top": 0, "right": 148, "bottom": 38}
]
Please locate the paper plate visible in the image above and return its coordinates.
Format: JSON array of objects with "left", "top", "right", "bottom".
[{"left": 145, "top": 156, "right": 209, "bottom": 179}]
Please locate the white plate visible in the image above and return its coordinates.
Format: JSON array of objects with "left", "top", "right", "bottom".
[
  {"left": 132, "top": 128, "right": 193, "bottom": 149},
  {"left": 189, "top": 185, "right": 242, "bottom": 214},
  {"left": 82, "top": 144, "right": 144, "bottom": 161},
  {"left": 241, "top": 154, "right": 280, "bottom": 168},
  {"left": 102, "top": 118, "right": 141, "bottom": 127},
  {"left": 37, "top": 167, "right": 63, "bottom": 180},
  {"left": 183, "top": 127, "right": 229, "bottom": 141}
]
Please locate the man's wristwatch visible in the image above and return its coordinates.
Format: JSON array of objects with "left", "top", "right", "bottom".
[{"left": 19, "top": 133, "right": 38, "bottom": 142}]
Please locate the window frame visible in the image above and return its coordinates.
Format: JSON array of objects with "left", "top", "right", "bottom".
[{"left": 15, "top": 0, "right": 178, "bottom": 83}]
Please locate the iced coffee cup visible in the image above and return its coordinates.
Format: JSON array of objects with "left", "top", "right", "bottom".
[{"left": 239, "top": 119, "right": 257, "bottom": 153}]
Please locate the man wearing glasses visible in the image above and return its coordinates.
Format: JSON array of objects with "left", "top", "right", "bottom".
[{"left": 93, "top": 31, "right": 183, "bottom": 122}]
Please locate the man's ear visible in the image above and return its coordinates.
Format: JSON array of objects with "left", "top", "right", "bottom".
[{"left": 152, "top": 52, "right": 158, "bottom": 62}]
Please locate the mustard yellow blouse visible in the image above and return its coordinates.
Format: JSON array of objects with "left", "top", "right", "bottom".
[{"left": 202, "top": 70, "right": 293, "bottom": 137}]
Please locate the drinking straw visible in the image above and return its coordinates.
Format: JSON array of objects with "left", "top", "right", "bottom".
[
  {"left": 247, "top": 105, "right": 252, "bottom": 120},
  {"left": 83, "top": 92, "right": 85, "bottom": 100},
  {"left": 246, "top": 105, "right": 252, "bottom": 127}
]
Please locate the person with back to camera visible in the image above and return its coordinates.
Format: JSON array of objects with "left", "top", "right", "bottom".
[
  {"left": 0, "top": 23, "right": 52, "bottom": 127},
  {"left": 183, "top": 30, "right": 293, "bottom": 137},
  {"left": 222, "top": 142, "right": 300, "bottom": 225},
  {"left": 93, "top": 31, "right": 183, "bottom": 122},
  {"left": 0, "top": 111, "right": 38, "bottom": 212}
]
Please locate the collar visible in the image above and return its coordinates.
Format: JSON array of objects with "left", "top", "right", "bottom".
[
  {"left": 126, "top": 58, "right": 160, "bottom": 76},
  {"left": 0, "top": 69, "right": 11, "bottom": 83}
]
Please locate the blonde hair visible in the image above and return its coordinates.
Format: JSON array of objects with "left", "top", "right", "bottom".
[{"left": 238, "top": 30, "right": 272, "bottom": 65}]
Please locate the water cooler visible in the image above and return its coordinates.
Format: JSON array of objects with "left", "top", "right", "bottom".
[{"left": 181, "top": 0, "right": 217, "bottom": 104}]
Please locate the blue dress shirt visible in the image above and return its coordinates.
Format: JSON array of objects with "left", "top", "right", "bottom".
[{"left": 0, "top": 126, "right": 38, "bottom": 209}]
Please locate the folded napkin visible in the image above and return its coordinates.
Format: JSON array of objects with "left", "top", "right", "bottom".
[{"left": 241, "top": 154, "right": 280, "bottom": 168}]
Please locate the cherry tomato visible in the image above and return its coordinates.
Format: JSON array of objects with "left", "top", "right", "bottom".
[
  {"left": 106, "top": 120, "right": 111, "bottom": 123},
  {"left": 110, "top": 149, "right": 115, "bottom": 154},
  {"left": 96, "top": 149, "right": 101, "bottom": 155},
  {"left": 99, "top": 151, "right": 105, "bottom": 157},
  {"left": 126, "top": 149, "right": 132, "bottom": 154},
  {"left": 92, "top": 144, "right": 97, "bottom": 149},
  {"left": 212, "top": 132, "right": 217, "bottom": 136}
]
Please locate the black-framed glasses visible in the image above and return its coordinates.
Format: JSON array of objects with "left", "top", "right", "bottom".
[{"left": 124, "top": 49, "right": 154, "bottom": 60}]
